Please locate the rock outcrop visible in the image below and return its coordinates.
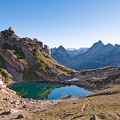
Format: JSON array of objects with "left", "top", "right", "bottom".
[
  {"left": 0, "top": 28, "right": 75, "bottom": 81},
  {"left": 44, "top": 45, "right": 51, "bottom": 57},
  {"left": 0, "top": 68, "right": 13, "bottom": 84},
  {"left": 90, "top": 114, "right": 101, "bottom": 120}
]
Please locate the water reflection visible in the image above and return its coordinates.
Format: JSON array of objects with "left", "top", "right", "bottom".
[{"left": 9, "top": 82, "right": 92, "bottom": 100}]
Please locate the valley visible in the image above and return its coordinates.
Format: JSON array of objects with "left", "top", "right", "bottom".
[
  {"left": 1, "top": 0, "right": 120, "bottom": 119},
  {"left": 0, "top": 28, "right": 120, "bottom": 120}
]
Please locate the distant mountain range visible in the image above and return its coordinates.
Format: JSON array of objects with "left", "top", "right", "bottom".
[
  {"left": 66, "top": 47, "right": 89, "bottom": 57},
  {"left": 51, "top": 40, "right": 120, "bottom": 71},
  {"left": 51, "top": 46, "right": 75, "bottom": 68}
]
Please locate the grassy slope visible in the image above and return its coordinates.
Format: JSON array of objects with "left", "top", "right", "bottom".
[
  {"left": 0, "top": 68, "right": 13, "bottom": 84},
  {"left": 36, "top": 84, "right": 120, "bottom": 120},
  {"left": 0, "top": 84, "right": 119, "bottom": 120},
  {"left": 6, "top": 39, "right": 75, "bottom": 81},
  {"left": 0, "top": 55, "right": 13, "bottom": 84},
  {"left": 23, "top": 52, "right": 75, "bottom": 81}
]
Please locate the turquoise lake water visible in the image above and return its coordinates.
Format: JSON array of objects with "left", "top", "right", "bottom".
[{"left": 9, "top": 82, "right": 92, "bottom": 100}]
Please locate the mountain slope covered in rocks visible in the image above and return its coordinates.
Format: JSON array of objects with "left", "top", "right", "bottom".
[
  {"left": 0, "top": 28, "right": 120, "bottom": 120},
  {"left": 0, "top": 27, "right": 75, "bottom": 82},
  {"left": 0, "top": 68, "right": 120, "bottom": 120},
  {"left": 74, "top": 66, "right": 120, "bottom": 90}
]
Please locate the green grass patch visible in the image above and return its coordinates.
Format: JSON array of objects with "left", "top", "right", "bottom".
[
  {"left": 0, "top": 68, "right": 13, "bottom": 84},
  {"left": 3, "top": 43, "right": 25, "bottom": 59}
]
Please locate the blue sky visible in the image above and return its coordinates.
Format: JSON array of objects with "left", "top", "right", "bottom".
[{"left": 0, "top": 0, "right": 120, "bottom": 48}]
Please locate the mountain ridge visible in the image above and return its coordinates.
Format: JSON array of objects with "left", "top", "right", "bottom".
[
  {"left": 66, "top": 47, "right": 89, "bottom": 57},
  {"left": 0, "top": 27, "right": 75, "bottom": 82},
  {"left": 51, "top": 45, "right": 76, "bottom": 69},
  {"left": 51, "top": 41, "right": 120, "bottom": 70}
]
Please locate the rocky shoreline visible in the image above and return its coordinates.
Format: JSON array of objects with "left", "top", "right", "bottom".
[
  {"left": 0, "top": 70, "right": 120, "bottom": 120},
  {"left": 0, "top": 82, "right": 120, "bottom": 120},
  {"left": 0, "top": 83, "right": 62, "bottom": 120},
  {"left": 0, "top": 28, "right": 120, "bottom": 119}
]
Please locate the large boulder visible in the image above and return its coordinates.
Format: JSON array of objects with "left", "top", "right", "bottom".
[{"left": 90, "top": 114, "right": 101, "bottom": 120}]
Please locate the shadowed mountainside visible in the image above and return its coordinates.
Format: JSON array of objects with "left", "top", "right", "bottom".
[
  {"left": 51, "top": 40, "right": 120, "bottom": 70},
  {"left": 51, "top": 46, "right": 75, "bottom": 69}
]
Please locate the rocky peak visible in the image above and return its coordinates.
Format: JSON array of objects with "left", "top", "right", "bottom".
[
  {"left": 114, "top": 44, "right": 120, "bottom": 48},
  {"left": 106, "top": 43, "right": 113, "bottom": 47},
  {"left": 51, "top": 45, "right": 68, "bottom": 56},
  {"left": 51, "top": 47, "right": 57, "bottom": 54},
  {"left": 44, "top": 45, "right": 51, "bottom": 57},
  {"left": 57, "top": 45, "right": 68, "bottom": 55},
  {"left": 8, "top": 27, "right": 13, "bottom": 31},
  {"left": 88, "top": 40, "right": 104, "bottom": 53},
  {"left": 58, "top": 45, "right": 65, "bottom": 51},
  {"left": 34, "top": 39, "right": 43, "bottom": 48},
  {"left": 1, "top": 27, "right": 15, "bottom": 38},
  {"left": 0, "top": 28, "right": 52, "bottom": 80},
  {"left": 0, "top": 28, "right": 51, "bottom": 65},
  {"left": 91, "top": 40, "right": 104, "bottom": 49},
  {"left": 0, "top": 28, "right": 74, "bottom": 81},
  {"left": 97, "top": 40, "right": 103, "bottom": 44}
]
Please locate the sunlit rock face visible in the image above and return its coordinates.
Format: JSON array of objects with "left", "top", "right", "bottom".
[
  {"left": 0, "top": 28, "right": 74, "bottom": 82},
  {"left": 0, "top": 75, "right": 3, "bottom": 84}
]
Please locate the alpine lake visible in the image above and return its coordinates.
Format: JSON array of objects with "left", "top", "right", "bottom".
[{"left": 9, "top": 82, "right": 92, "bottom": 100}]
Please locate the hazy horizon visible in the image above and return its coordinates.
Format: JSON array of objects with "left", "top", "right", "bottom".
[
  {"left": 1, "top": 0, "right": 120, "bottom": 49},
  {"left": 52, "top": 40, "right": 120, "bottom": 49}
]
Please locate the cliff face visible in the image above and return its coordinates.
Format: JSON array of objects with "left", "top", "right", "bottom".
[{"left": 0, "top": 27, "right": 75, "bottom": 81}]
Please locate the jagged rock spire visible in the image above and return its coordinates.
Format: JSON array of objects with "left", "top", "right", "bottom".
[
  {"left": 1, "top": 27, "right": 15, "bottom": 38},
  {"left": 8, "top": 27, "right": 13, "bottom": 31}
]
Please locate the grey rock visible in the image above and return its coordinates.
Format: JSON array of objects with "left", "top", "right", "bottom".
[
  {"left": 90, "top": 114, "right": 101, "bottom": 120},
  {"left": 16, "top": 114, "right": 25, "bottom": 119}
]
